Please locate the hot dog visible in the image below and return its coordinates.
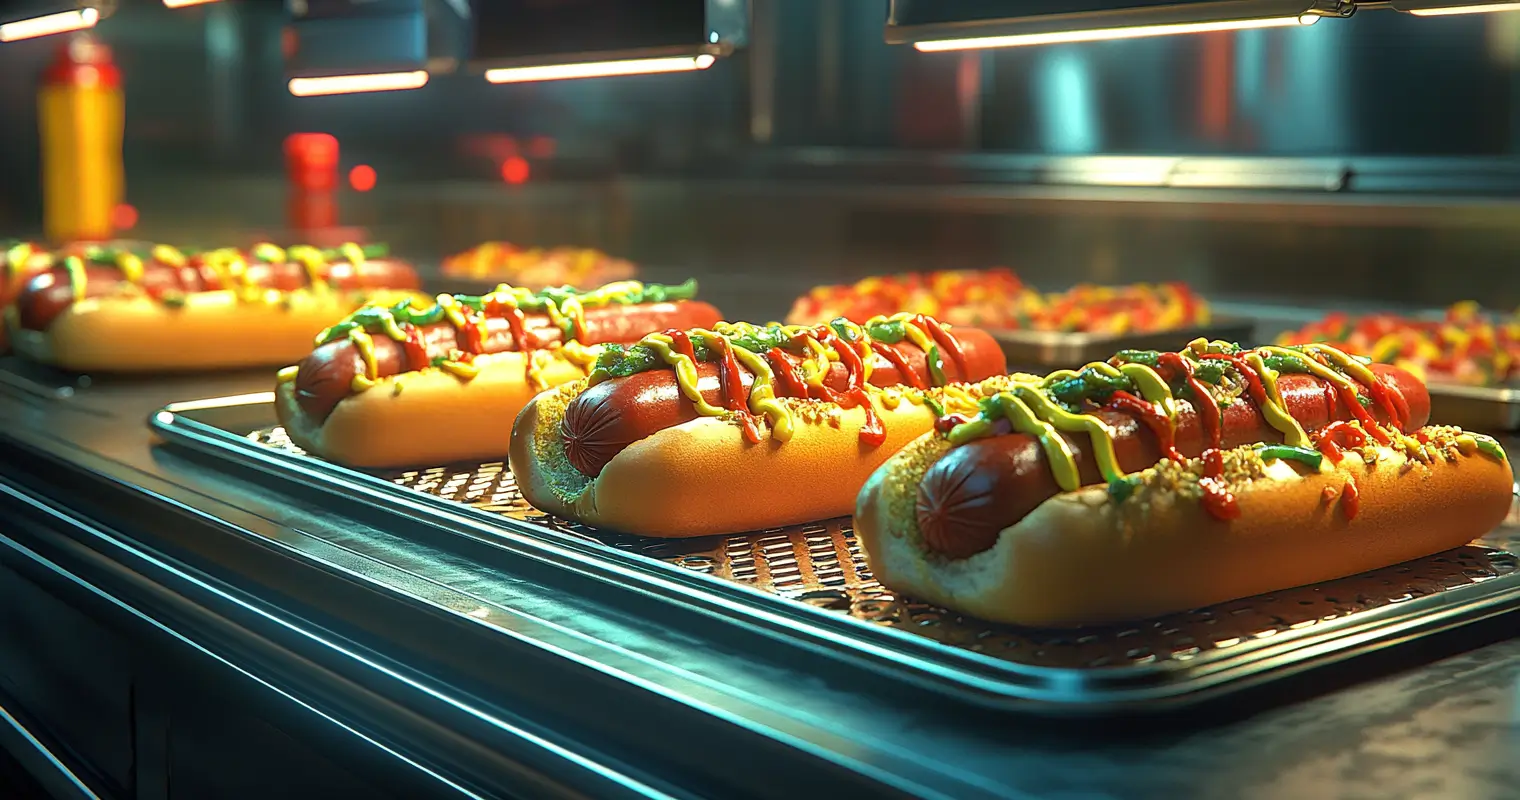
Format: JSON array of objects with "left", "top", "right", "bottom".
[
  {"left": 1, "top": 242, "right": 53, "bottom": 353},
  {"left": 509, "top": 314, "right": 1012, "bottom": 537},
  {"left": 855, "top": 339, "right": 1514, "bottom": 627},
  {"left": 5, "top": 242, "right": 423, "bottom": 372},
  {"left": 275, "top": 280, "right": 723, "bottom": 468}
]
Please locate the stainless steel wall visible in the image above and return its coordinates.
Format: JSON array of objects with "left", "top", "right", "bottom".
[{"left": 1, "top": 0, "right": 1518, "bottom": 321}]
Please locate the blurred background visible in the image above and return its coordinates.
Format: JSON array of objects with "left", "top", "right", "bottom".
[{"left": 2, "top": 0, "right": 1520, "bottom": 321}]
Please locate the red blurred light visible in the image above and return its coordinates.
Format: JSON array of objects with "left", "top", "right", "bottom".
[
  {"left": 349, "top": 164, "right": 376, "bottom": 192},
  {"left": 526, "top": 136, "right": 556, "bottom": 158},
  {"left": 112, "top": 203, "right": 138, "bottom": 230},
  {"left": 501, "top": 157, "right": 530, "bottom": 185}
]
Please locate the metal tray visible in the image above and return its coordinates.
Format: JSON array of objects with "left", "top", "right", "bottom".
[
  {"left": 150, "top": 392, "right": 1520, "bottom": 715},
  {"left": 1427, "top": 383, "right": 1520, "bottom": 433},
  {"left": 990, "top": 318, "right": 1258, "bottom": 370}
]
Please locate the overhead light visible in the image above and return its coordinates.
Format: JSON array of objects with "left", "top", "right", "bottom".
[
  {"left": 914, "top": 14, "right": 1317, "bottom": 51},
  {"left": 0, "top": 8, "right": 99, "bottom": 43},
  {"left": 484, "top": 54, "right": 715, "bottom": 84},
  {"left": 287, "top": 70, "right": 429, "bottom": 97},
  {"left": 1405, "top": 2, "right": 1520, "bottom": 15},
  {"left": 163, "top": 0, "right": 221, "bottom": 7}
]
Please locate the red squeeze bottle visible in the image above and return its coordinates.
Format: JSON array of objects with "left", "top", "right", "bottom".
[{"left": 284, "top": 132, "right": 338, "bottom": 231}]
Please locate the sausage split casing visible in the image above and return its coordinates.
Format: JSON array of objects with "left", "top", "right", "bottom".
[
  {"left": 558, "top": 326, "right": 1008, "bottom": 478},
  {"left": 15, "top": 253, "right": 420, "bottom": 332},
  {"left": 913, "top": 364, "right": 1432, "bottom": 559},
  {"left": 292, "top": 300, "right": 725, "bottom": 423}
]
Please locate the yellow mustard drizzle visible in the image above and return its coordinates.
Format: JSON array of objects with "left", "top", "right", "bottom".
[
  {"left": 439, "top": 359, "right": 480, "bottom": 381},
  {"left": 1003, "top": 392, "right": 1084, "bottom": 491},
  {"left": 114, "top": 251, "right": 144, "bottom": 284},
  {"left": 151, "top": 244, "right": 186, "bottom": 268},
  {"left": 1243, "top": 352, "right": 1312, "bottom": 447},
  {"left": 347, "top": 328, "right": 378, "bottom": 393},
  {"left": 1017, "top": 386, "right": 1125, "bottom": 484},
  {"left": 724, "top": 341, "right": 795, "bottom": 441},
  {"left": 4, "top": 243, "right": 36, "bottom": 292},
  {"left": 287, "top": 245, "right": 328, "bottom": 291},
  {"left": 276, "top": 366, "right": 299, "bottom": 383},
  {"left": 1260, "top": 345, "right": 1359, "bottom": 395},
  {"left": 64, "top": 255, "right": 87, "bottom": 303},
  {"left": 340, "top": 242, "right": 365, "bottom": 266},
  {"left": 641, "top": 333, "right": 729, "bottom": 418},
  {"left": 558, "top": 341, "right": 601, "bottom": 371},
  {"left": 252, "top": 242, "right": 286, "bottom": 264},
  {"left": 1300, "top": 343, "right": 1389, "bottom": 400}
]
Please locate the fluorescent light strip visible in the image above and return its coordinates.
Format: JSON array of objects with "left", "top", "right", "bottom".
[
  {"left": 914, "top": 14, "right": 1316, "bottom": 51},
  {"left": 1409, "top": 2, "right": 1520, "bottom": 15},
  {"left": 164, "top": 0, "right": 222, "bottom": 7},
  {"left": 0, "top": 8, "right": 99, "bottom": 43},
  {"left": 288, "top": 70, "right": 429, "bottom": 97},
  {"left": 485, "top": 54, "right": 715, "bottom": 84}
]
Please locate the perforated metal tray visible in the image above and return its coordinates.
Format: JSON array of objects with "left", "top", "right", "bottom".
[{"left": 150, "top": 393, "right": 1520, "bottom": 712}]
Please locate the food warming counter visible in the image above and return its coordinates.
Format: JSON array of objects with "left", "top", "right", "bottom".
[{"left": 0, "top": 367, "right": 1518, "bottom": 800}]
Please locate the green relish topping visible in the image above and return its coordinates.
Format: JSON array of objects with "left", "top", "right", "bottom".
[
  {"left": 316, "top": 279, "right": 700, "bottom": 347},
  {"left": 76, "top": 242, "right": 388, "bottom": 265},
  {"left": 590, "top": 315, "right": 935, "bottom": 380},
  {"left": 1474, "top": 434, "right": 1507, "bottom": 462},
  {"left": 1255, "top": 444, "right": 1325, "bottom": 470}
]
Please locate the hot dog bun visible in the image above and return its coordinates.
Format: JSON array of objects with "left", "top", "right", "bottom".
[
  {"left": 855, "top": 427, "right": 1514, "bottom": 628},
  {"left": 512, "top": 380, "right": 971, "bottom": 536},
  {"left": 278, "top": 347, "right": 594, "bottom": 468},
  {"left": 6, "top": 288, "right": 421, "bottom": 373}
]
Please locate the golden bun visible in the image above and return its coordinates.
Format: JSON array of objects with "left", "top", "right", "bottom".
[
  {"left": 277, "top": 348, "right": 591, "bottom": 468},
  {"left": 510, "top": 379, "right": 944, "bottom": 537},
  {"left": 855, "top": 431, "right": 1515, "bottom": 628},
  {"left": 7, "top": 289, "right": 421, "bottom": 373}
]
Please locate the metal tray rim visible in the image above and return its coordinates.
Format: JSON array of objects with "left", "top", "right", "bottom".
[
  {"left": 1426, "top": 382, "right": 1520, "bottom": 402},
  {"left": 148, "top": 393, "right": 1520, "bottom": 714},
  {"left": 983, "top": 317, "right": 1256, "bottom": 347}
]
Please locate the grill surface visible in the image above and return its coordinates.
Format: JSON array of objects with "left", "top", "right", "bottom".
[{"left": 254, "top": 425, "right": 1519, "bottom": 671}]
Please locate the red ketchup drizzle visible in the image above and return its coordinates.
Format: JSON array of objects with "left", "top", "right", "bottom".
[
  {"left": 663, "top": 329, "right": 698, "bottom": 364},
  {"left": 1157, "top": 352, "right": 1239, "bottom": 521},
  {"left": 910, "top": 314, "right": 969, "bottom": 380},
  {"left": 935, "top": 413, "right": 972, "bottom": 434},
  {"left": 871, "top": 341, "right": 926, "bottom": 389},
  {"left": 1331, "top": 382, "right": 1391, "bottom": 444},
  {"left": 1106, "top": 390, "right": 1182, "bottom": 463},
  {"left": 460, "top": 317, "right": 486, "bottom": 354},
  {"left": 483, "top": 297, "right": 529, "bottom": 351},
  {"left": 1341, "top": 479, "right": 1361, "bottom": 520},
  {"left": 1299, "top": 351, "right": 1392, "bottom": 444},
  {"left": 1199, "top": 353, "right": 1270, "bottom": 410},
  {"left": 813, "top": 327, "right": 886, "bottom": 447},
  {"left": 766, "top": 347, "right": 810, "bottom": 399},
  {"left": 711, "top": 337, "right": 762, "bottom": 444},
  {"left": 401, "top": 324, "right": 429, "bottom": 371},
  {"left": 1312, "top": 420, "right": 1369, "bottom": 466}
]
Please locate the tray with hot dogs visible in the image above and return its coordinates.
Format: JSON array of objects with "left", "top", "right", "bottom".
[
  {"left": 784, "top": 269, "right": 1256, "bottom": 369},
  {"left": 1279, "top": 302, "right": 1520, "bottom": 432},
  {"left": 151, "top": 294, "right": 1520, "bottom": 713}
]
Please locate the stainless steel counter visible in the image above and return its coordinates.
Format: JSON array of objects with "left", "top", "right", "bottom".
[{"left": 2, "top": 371, "right": 1520, "bottom": 799}]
